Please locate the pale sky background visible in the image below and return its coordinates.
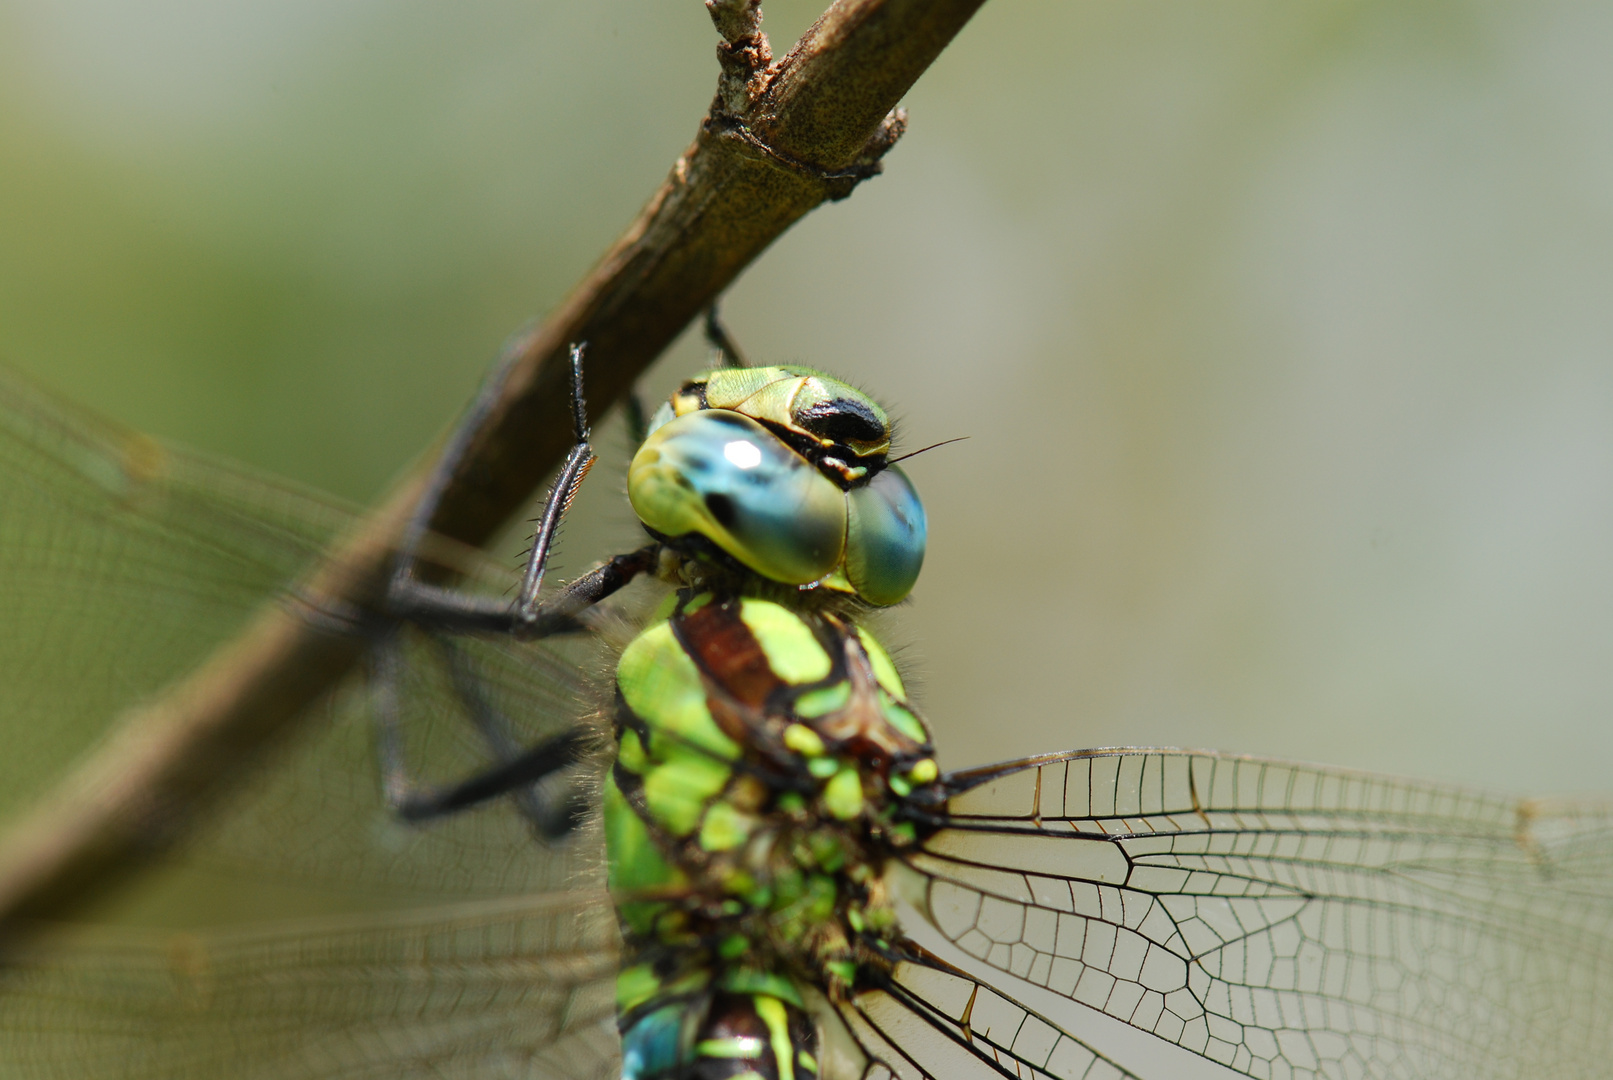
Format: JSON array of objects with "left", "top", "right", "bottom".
[{"left": 3, "top": 0, "right": 1611, "bottom": 804}]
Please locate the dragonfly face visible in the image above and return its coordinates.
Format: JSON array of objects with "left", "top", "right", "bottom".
[
  {"left": 0, "top": 358, "right": 1609, "bottom": 1080},
  {"left": 630, "top": 367, "right": 926, "bottom": 607}
]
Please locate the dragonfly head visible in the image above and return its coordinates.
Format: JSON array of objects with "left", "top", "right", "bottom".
[{"left": 629, "top": 370, "right": 925, "bottom": 606}]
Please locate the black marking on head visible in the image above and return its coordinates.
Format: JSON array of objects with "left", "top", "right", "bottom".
[
  {"left": 706, "top": 410, "right": 753, "bottom": 432},
  {"left": 796, "top": 398, "right": 887, "bottom": 447},
  {"left": 677, "top": 378, "right": 712, "bottom": 410},
  {"left": 704, "top": 492, "right": 737, "bottom": 527}
]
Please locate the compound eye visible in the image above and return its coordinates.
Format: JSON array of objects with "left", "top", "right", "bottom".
[
  {"left": 844, "top": 464, "right": 926, "bottom": 606},
  {"left": 628, "top": 410, "right": 847, "bottom": 585}
]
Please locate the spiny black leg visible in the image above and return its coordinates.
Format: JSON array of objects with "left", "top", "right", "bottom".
[
  {"left": 386, "top": 343, "right": 656, "bottom": 639},
  {"left": 374, "top": 343, "right": 653, "bottom": 832},
  {"left": 394, "top": 727, "right": 589, "bottom": 827},
  {"left": 704, "top": 302, "right": 750, "bottom": 369},
  {"left": 513, "top": 344, "right": 594, "bottom": 624},
  {"left": 437, "top": 636, "right": 589, "bottom": 838},
  {"left": 386, "top": 342, "right": 593, "bottom": 625},
  {"left": 435, "top": 634, "right": 552, "bottom": 829},
  {"left": 372, "top": 631, "right": 591, "bottom": 830},
  {"left": 389, "top": 347, "right": 523, "bottom": 602},
  {"left": 393, "top": 544, "right": 658, "bottom": 638},
  {"left": 435, "top": 636, "right": 525, "bottom": 762}
]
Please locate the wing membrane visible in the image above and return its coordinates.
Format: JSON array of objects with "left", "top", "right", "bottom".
[
  {"left": 9, "top": 368, "right": 1611, "bottom": 1079},
  {"left": 0, "top": 365, "right": 615, "bottom": 899},
  {"left": 901, "top": 749, "right": 1613, "bottom": 1080},
  {"left": 838, "top": 963, "right": 1145, "bottom": 1080},
  {"left": 0, "top": 891, "right": 621, "bottom": 1080},
  {"left": 0, "top": 367, "right": 624, "bottom": 1074},
  {"left": 0, "top": 366, "right": 348, "bottom": 820}
]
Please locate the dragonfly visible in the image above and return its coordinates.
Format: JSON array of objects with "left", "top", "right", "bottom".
[{"left": 0, "top": 327, "right": 1608, "bottom": 1080}]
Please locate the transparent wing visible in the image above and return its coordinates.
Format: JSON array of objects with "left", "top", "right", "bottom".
[
  {"left": 0, "top": 367, "right": 626, "bottom": 1073},
  {"left": 832, "top": 966, "right": 1145, "bottom": 1080},
  {"left": 0, "top": 891, "right": 622, "bottom": 1080},
  {"left": 0, "top": 365, "right": 350, "bottom": 822},
  {"left": 0, "top": 363, "right": 616, "bottom": 899},
  {"left": 897, "top": 749, "right": 1613, "bottom": 1080}
]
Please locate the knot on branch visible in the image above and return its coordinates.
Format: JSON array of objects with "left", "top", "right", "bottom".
[
  {"left": 707, "top": 0, "right": 773, "bottom": 116},
  {"left": 702, "top": 105, "right": 906, "bottom": 202},
  {"left": 849, "top": 107, "right": 907, "bottom": 173}
]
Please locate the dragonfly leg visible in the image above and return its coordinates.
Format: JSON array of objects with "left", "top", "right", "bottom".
[
  {"left": 623, "top": 388, "right": 650, "bottom": 448},
  {"left": 370, "top": 628, "right": 590, "bottom": 832},
  {"left": 390, "top": 726, "right": 589, "bottom": 830},
  {"left": 386, "top": 343, "right": 655, "bottom": 638},
  {"left": 387, "top": 343, "right": 536, "bottom": 607},
  {"left": 703, "top": 301, "right": 750, "bottom": 369},
  {"left": 433, "top": 635, "right": 589, "bottom": 836},
  {"left": 390, "top": 545, "right": 656, "bottom": 638},
  {"left": 369, "top": 342, "right": 646, "bottom": 832}
]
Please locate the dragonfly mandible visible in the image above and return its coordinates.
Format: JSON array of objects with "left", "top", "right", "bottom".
[{"left": 0, "top": 323, "right": 1608, "bottom": 1080}]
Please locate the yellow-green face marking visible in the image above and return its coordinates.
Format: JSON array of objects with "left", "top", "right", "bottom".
[{"left": 673, "top": 366, "right": 892, "bottom": 478}]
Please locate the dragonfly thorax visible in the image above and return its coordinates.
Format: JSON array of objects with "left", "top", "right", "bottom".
[{"left": 608, "top": 591, "right": 941, "bottom": 1080}]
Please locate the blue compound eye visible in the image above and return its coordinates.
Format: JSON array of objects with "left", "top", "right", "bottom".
[
  {"left": 628, "top": 410, "right": 847, "bottom": 585},
  {"left": 844, "top": 464, "right": 926, "bottom": 606}
]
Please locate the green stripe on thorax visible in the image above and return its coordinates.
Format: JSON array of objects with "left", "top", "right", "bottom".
[{"left": 667, "top": 594, "right": 927, "bottom": 758}]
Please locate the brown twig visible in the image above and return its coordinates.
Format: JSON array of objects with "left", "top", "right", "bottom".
[{"left": 0, "top": 0, "right": 988, "bottom": 930}]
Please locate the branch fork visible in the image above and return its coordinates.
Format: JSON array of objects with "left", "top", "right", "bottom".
[{"left": 706, "top": 0, "right": 906, "bottom": 194}]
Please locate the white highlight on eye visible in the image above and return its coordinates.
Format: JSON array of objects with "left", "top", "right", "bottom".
[{"left": 724, "top": 439, "right": 763, "bottom": 469}]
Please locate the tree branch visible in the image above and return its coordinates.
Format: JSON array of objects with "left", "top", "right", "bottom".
[{"left": 0, "top": 0, "right": 988, "bottom": 930}]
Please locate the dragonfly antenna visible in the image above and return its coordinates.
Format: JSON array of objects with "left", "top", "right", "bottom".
[{"left": 888, "top": 435, "right": 969, "bottom": 465}]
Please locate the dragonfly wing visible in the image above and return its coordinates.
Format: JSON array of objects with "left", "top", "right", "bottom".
[
  {"left": 0, "top": 891, "right": 622, "bottom": 1080},
  {"left": 0, "top": 365, "right": 349, "bottom": 824},
  {"left": 0, "top": 365, "right": 626, "bottom": 1074},
  {"left": 832, "top": 966, "right": 1145, "bottom": 1080},
  {"left": 897, "top": 749, "right": 1613, "bottom": 1080},
  {"left": 0, "top": 364, "right": 614, "bottom": 901}
]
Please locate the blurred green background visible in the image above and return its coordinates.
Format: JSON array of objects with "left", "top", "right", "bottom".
[{"left": 3, "top": 0, "right": 1611, "bottom": 801}]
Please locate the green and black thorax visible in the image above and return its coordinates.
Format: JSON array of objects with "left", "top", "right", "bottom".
[{"left": 608, "top": 588, "right": 941, "bottom": 959}]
